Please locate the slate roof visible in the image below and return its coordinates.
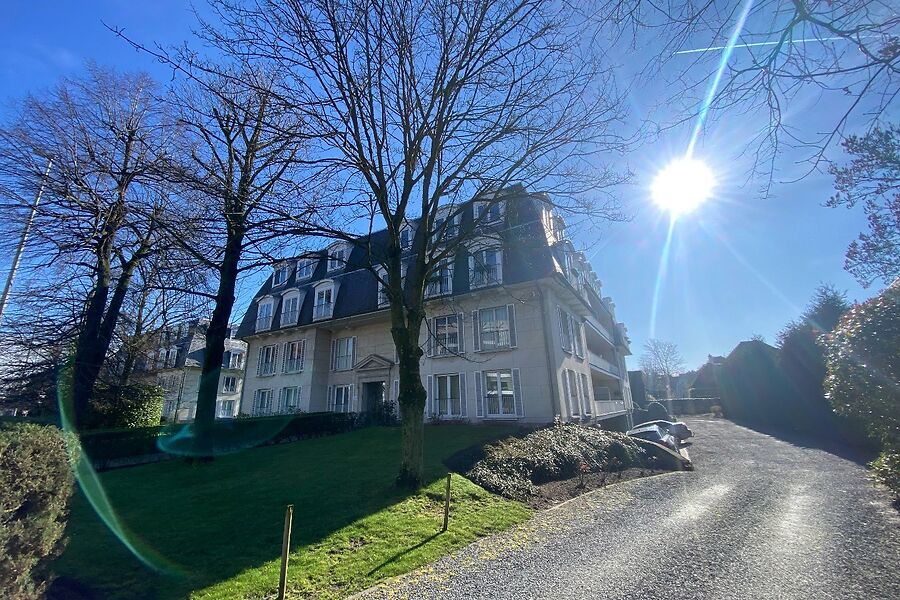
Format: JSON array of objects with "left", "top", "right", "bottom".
[{"left": 236, "top": 186, "right": 560, "bottom": 338}]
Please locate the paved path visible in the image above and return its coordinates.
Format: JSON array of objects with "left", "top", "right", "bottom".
[{"left": 358, "top": 419, "right": 900, "bottom": 600}]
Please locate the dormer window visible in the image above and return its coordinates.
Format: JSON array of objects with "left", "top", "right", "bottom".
[
  {"left": 273, "top": 264, "right": 290, "bottom": 287},
  {"left": 474, "top": 201, "right": 502, "bottom": 225},
  {"left": 328, "top": 244, "right": 347, "bottom": 272},
  {"left": 469, "top": 248, "right": 503, "bottom": 288},
  {"left": 426, "top": 260, "right": 453, "bottom": 297},
  {"left": 281, "top": 291, "right": 302, "bottom": 327},
  {"left": 376, "top": 267, "right": 389, "bottom": 307},
  {"left": 313, "top": 282, "right": 334, "bottom": 320},
  {"left": 434, "top": 210, "right": 460, "bottom": 242},
  {"left": 296, "top": 258, "right": 316, "bottom": 280},
  {"left": 400, "top": 226, "right": 412, "bottom": 250},
  {"left": 256, "top": 299, "right": 274, "bottom": 332}
]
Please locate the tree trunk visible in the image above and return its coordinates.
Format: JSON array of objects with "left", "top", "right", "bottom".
[
  {"left": 70, "top": 255, "right": 112, "bottom": 429},
  {"left": 193, "top": 226, "right": 243, "bottom": 456},
  {"left": 393, "top": 309, "right": 427, "bottom": 488}
]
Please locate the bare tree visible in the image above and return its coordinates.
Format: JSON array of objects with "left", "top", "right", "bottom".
[
  {"left": 640, "top": 339, "right": 685, "bottom": 399},
  {"left": 202, "top": 0, "right": 631, "bottom": 485},
  {"left": 0, "top": 66, "right": 176, "bottom": 428}
]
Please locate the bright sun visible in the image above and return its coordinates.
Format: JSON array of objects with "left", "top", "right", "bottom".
[{"left": 651, "top": 156, "right": 716, "bottom": 217}]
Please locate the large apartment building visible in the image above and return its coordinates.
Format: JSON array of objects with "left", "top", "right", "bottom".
[
  {"left": 141, "top": 319, "right": 248, "bottom": 422},
  {"left": 236, "top": 186, "right": 634, "bottom": 426}
]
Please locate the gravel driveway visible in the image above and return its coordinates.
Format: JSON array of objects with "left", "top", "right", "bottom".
[{"left": 356, "top": 418, "right": 900, "bottom": 600}]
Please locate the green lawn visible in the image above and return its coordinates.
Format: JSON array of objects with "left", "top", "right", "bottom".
[{"left": 56, "top": 425, "right": 531, "bottom": 599}]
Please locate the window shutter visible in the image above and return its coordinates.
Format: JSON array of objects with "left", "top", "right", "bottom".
[
  {"left": 272, "top": 345, "right": 279, "bottom": 374},
  {"left": 330, "top": 339, "right": 337, "bottom": 371},
  {"left": 299, "top": 339, "right": 306, "bottom": 370},
  {"left": 563, "top": 370, "right": 574, "bottom": 417},
  {"left": 468, "top": 255, "right": 475, "bottom": 289},
  {"left": 427, "top": 319, "right": 434, "bottom": 357},
  {"left": 574, "top": 323, "right": 584, "bottom": 358},
  {"left": 351, "top": 336, "right": 358, "bottom": 369},
  {"left": 507, "top": 304, "right": 517, "bottom": 348},
  {"left": 472, "top": 310, "right": 481, "bottom": 352},
  {"left": 496, "top": 249, "right": 503, "bottom": 283},
  {"left": 278, "top": 388, "right": 284, "bottom": 413},
  {"left": 513, "top": 368, "right": 524, "bottom": 417},
  {"left": 457, "top": 313, "right": 465, "bottom": 353},
  {"left": 327, "top": 385, "right": 334, "bottom": 411},
  {"left": 459, "top": 372, "right": 467, "bottom": 417},
  {"left": 282, "top": 343, "right": 288, "bottom": 373},
  {"left": 350, "top": 384, "right": 356, "bottom": 412},
  {"left": 253, "top": 389, "right": 259, "bottom": 414},
  {"left": 576, "top": 374, "right": 585, "bottom": 415},
  {"left": 475, "top": 371, "right": 484, "bottom": 417},
  {"left": 392, "top": 379, "right": 399, "bottom": 404},
  {"left": 557, "top": 307, "right": 567, "bottom": 351},
  {"left": 427, "top": 375, "right": 434, "bottom": 416},
  {"left": 256, "top": 347, "right": 263, "bottom": 376},
  {"left": 569, "top": 317, "right": 577, "bottom": 356}
]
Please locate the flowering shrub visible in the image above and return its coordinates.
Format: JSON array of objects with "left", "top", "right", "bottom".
[{"left": 467, "top": 422, "right": 646, "bottom": 500}]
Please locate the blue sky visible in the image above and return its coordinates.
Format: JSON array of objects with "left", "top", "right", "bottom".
[{"left": 0, "top": 1, "right": 877, "bottom": 370}]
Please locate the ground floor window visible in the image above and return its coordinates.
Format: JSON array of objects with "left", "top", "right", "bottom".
[
  {"left": 580, "top": 373, "right": 592, "bottom": 414},
  {"left": 484, "top": 369, "right": 515, "bottom": 416},
  {"left": 435, "top": 374, "right": 462, "bottom": 416},
  {"left": 279, "top": 386, "right": 300, "bottom": 413},
  {"left": 253, "top": 389, "right": 274, "bottom": 416},
  {"left": 566, "top": 370, "right": 580, "bottom": 416},
  {"left": 218, "top": 399, "right": 235, "bottom": 418},
  {"left": 332, "top": 384, "right": 352, "bottom": 413},
  {"left": 222, "top": 375, "right": 238, "bottom": 393}
]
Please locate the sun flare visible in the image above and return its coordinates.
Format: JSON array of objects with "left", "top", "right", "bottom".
[{"left": 651, "top": 157, "right": 716, "bottom": 217}]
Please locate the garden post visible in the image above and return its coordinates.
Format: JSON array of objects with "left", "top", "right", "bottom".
[
  {"left": 278, "top": 504, "right": 293, "bottom": 600},
  {"left": 442, "top": 473, "right": 451, "bottom": 532}
]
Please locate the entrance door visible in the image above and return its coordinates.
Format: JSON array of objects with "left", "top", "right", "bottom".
[{"left": 362, "top": 381, "right": 386, "bottom": 412}]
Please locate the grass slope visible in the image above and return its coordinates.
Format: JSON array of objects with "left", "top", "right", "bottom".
[{"left": 56, "top": 425, "right": 530, "bottom": 599}]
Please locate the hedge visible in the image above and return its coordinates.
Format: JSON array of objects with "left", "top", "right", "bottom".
[
  {"left": 79, "top": 411, "right": 359, "bottom": 469},
  {"left": 0, "top": 423, "right": 78, "bottom": 599},
  {"left": 87, "top": 383, "right": 164, "bottom": 429}
]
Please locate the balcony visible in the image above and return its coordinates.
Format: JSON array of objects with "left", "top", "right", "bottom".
[
  {"left": 588, "top": 351, "right": 620, "bottom": 377},
  {"left": 313, "top": 302, "right": 333, "bottom": 320},
  {"left": 595, "top": 399, "right": 627, "bottom": 416},
  {"left": 426, "top": 273, "right": 453, "bottom": 298},
  {"left": 470, "top": 264, "right": 501, "bottom": 289},
  {"left": 586, "top": 317, "right": 615, "bottom": 346},
  {"left": 255, "top": 315, "right": 272, "bottom": 332},
  {"left": 280, "top": 309, "right": 299, "bottom": 327}
]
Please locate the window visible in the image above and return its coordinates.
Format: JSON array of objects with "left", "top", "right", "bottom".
[
  {"left": 470, "top": 248, "right": 502, "bottom": 288},
  {"left": 314, "top": 285, "right": 333, "bottom": 320},
  {"left": 566, "top": 369, "right": 580, "bottom": 416},
  {"left": 278, "top": 386, "right": 300, "bottom": 413},
  {"left": 296, "top": 258, "right": 315, "bottom": 280},
  {"left": 156, "top": 348, "right": 167, "bottom": 369},
  {"left": 400, "top": 226, "right": 412, "bottom": 249},
  {"left": 558, "top": 307, "right": 573, "bottom": 352},
  {"left": 258, "top": 344, "right": 277, "bottom": 376},
  {"left": 432, "top": 314, "right": 460, "bottom": 356},
  {"left": 283, "top": 340, "right": 305, "bottom": 373},
  {"left": 573, "top": 321, "right": 584, "bottom": 357},
  {"left": 331, "top": 384, "right": 352, "bottom": 413},
  {"left": 328, "top": 245, "right": 347, "bottom": 271},
  {"left": 166, "top": 348, "right": 178, "bottom": 368},
  {"left": 484, "top": 370, "right": 515, "bottom": 416},
  {"left": 435, "top": 374, "right": 461, "bottom": 417},
  {"left": 218, "top": 399, "right": 235, "bottom": 418},
  {"left": 253, "top": 389, "right": 273, "bottom": 416},
  {"left": 281, "top": 293, "right": 301, "bottom": 326},
  {"left": 222, "top": 376, "right": 238, "bottom": 393},
  {"left": 229, "top": 352, "right": 244, "bottom": 370},
  {"left": 273, "top": 264, "right": 290, "bottom": 287},
  {"left": 332, "top": 336, "right": 354, "bottom": 371},
  {"left": 256, "top": 300, "right": 274, "bottom": 331},
  {"left": 478, "top": 306, "right": 511, "bottom": 351},
  {"left": 376, "top": 267, "right": 390, "bottom": 306},
  {"left": 580, "top": 373, "right": 592, "bottom": 414},
  {"left": 474, "top": 201, "right": 502, "bottom": 224},
  {"left": 434, "top": 212, "right": 460, "bottom": 240},
  {"left": 426, "top": 260, "right": 453, "bottom": 297}
]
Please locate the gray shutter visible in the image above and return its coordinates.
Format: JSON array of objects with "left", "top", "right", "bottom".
[
  {"left": 351, "top": 336, "right": 357, "bottom": 369},
  {"left": 278, "top": 387, "right": 284, "bottom": 413},
  {"left": 507, "top": 304, "right": 517, "bottom": 348},
  {"left": 272, "top": 344, "right": 279, "bottom": 374},
  {"left": 350, "top": 384, "right": 356, "bottom": 412},
  {"left": 472, "top": 310, "right": 481, "bottom": 352},
  {"left": 475, "top": 371, "right": 484, "bottom": 417},
  {"left": 513, "top": 368, "right": 523, "bottom": 417},
  {"left": 457, "top": 313, "right": 465, "bottom": 353},
  {"left": 427, "top": 319, "right": 434, "bottom": 357},
  {"left": 282, "top": 343, "right": 288, "bottom": 373},
  {"left": 557, "top": 307, "right": 567, "bottom": 350},
  {"left": 300, "top": 339, "right": 306, "bottom": 370},
  {"left": 330, "top": 339, "right": 337, "bottom": 371},
  {"left": 256, "top": 347, "right": 263, "bottom": 376},
  {"left": 327, "top": 385, "right": 334, "bottom": 411},
  {"left": 459, "top": 372, "right": 467, "bottom": 417},
  {"left": 253, "top": 389, "right": 259, "bottom": 414},
  {"left": 426, "top": 375, "right": 434, "bottom": 416},
  {"left": 563, "top": 370, "right": 573, "bottom": 416},
  {"left": 576, "top": 374, "right": 584, "bottom": 415},
  {"left": 392, "top": 379, "right": 399, "bottom": 404}
]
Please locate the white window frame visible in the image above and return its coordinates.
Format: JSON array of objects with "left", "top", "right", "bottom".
[
  {"left": 328, "top": 244, "right": 347, "bottom": 272},
  {"left": 558, "top": 307, "right": 573, "bottom": 352},
  {"left": 229, "top": 352, "right": 244, "bottom": 370},
  {"left": 218, "top": 399, "right": 235, "bottom": 418},
  {"left": 426, "top": 260, "right": 453, "bottom": 297},
  {"left": 332, "top": 384, "right": 352, "bottom": 413},
  {"left": 469, "top": 247, "right": 502, "bottom": 288},
  {"left": 256, "top": 299, "right": 274, "bottom": 332},
  {"left": 474, "top": 200, "right": 502, "bottom": 224},
  {"left": 313, "top": 283, "right": 334, "bottom": 320},
  {"left": 580, "top": 373, "right": 592, "bottom": 414},
  {"left": 258, "top": 344, "right": 277, "bottom": 376},
  {"left": 434, "top": 212, "right": 460, "bottom": 240},
  {"left": 296, "top": 258, "right": 316, "bottom": 280},
  {"left": 567, "top": 369, "right": 580, "bottom": 416},
  {"left": 332, "top": 336, "right": 354, "bottom": 371},
  {"left": 435, "top": 373, "right": 462, "bottom": 417},
  {"left": 433, "top": 314, "right": 460, "bottom": 356},
  {"left": 253, "top": 389, "right": 274, "bottom": 416},
  {"left": 278, "top": 386, "right": 300, "bottom": 414},
  {"left": 166, "top": 348, "right": 177, "bottom": 368},
  {"left": 484, "top": 369, "right": 516, "bottom": 417},
  {"left": 376, "top": 267, "right": 390, "bottom": 307},
  {"left": 283, "top": 339, "right": 305, "bottom": 373},
  {"left": 222, "top": 375, "right": 238, "bottom": 394},
  {"left": 478, "top": 306, "right": 511, "bottom": 351},
  {"left": 272, "top": 263, "right": 290, "bottom": 287},
  {"left": 281, "top": 292, "right": 302, "bottom": 327},
  {"left": 400, "top": 225, "right": 413, "bottom": 249}
]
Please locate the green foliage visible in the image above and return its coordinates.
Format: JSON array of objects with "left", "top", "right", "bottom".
[
  {"left": 87, "top": 384, "right": 164, "bottom": 429},
  {"left": 870, "top": 450, "right": 900, "bottom": 501},
  {"left": 467, "top": 423, "right": 647, "bottom": 500},
  {"left": 0, "top": 423, "right": 78, "bottom": 599},
  {"left": 646, "top": 401, "right": 671, "bottom": 421},
  {"left": 823, "top": 282, "right": 900, "bottom": 450}
]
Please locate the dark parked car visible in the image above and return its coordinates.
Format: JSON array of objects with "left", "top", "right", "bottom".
[
  {"left": 633, "top": 420, "right": 693, "bottom": 441},
  {"left": 626, "top": 424, "right": 679, "bottom": 451}
]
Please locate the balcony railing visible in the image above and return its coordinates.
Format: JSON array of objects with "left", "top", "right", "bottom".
[
  {"left": 313, "top": 302, "right": 333, "bottom": 320},
  {"left": 280, "top": 309, "right": 299, "bottom": 327},
  {"left": 589, "top": 352, "right": 620, "bottom": 377},
  {"left": 595, "top": 399, "right": 626, "bottom": 416},
  {"left": 470, "top": 264, "right": 500, "bottom": 288},
  {"left": 256, "top": 315, "right": 272, "bottom": 332},
  {"left": 426, "top": 274, "right": 452, "bottom": 297},
  {"left": 284, "top": 357, "right": 303, "bottom": 372}
]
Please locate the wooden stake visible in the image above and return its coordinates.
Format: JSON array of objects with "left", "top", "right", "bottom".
[
  {"left": 442, "top": 473, "right": 451, "bottom": 532},
  {"left": 278, "top": 504, "right": 293, "bottom": 600}
]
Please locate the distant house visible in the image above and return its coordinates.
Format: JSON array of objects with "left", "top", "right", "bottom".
[
  {"left": 628, "top": 370, "right": 647, "bottom": 408},
  {"left": 137, "top": 319, "right": 248, "bottom": 422},
  {"left": 689, "top": 354, "right": 725, "bottom": 398},
  {"left": 717, "top": 340, "right": 782, "bottom": 423}
]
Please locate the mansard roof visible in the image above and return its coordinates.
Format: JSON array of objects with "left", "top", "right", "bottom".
[{"left": 235, "top": 185, "right": 560, "bottom": 338}]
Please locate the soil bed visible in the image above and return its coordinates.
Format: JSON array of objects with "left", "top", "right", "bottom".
[{"left": 526, "top": 467, "right": 669, "bottom": 509}]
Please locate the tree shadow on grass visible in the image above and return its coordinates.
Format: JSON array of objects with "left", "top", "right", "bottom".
[{"left": 366, "top": 532, "right": 442, "bottom": 576}]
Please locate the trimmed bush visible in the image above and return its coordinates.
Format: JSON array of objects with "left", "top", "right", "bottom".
[
  {"left": 870, "top": 450, "right": 900, "bottom": 501},
  {"left": 467, "top": 422, "right": 646, "bottom": 500},
  {"left": 87, "top": 383, "right": 164, "bottom": 429},
  {"left": 0, "top": 423, "right": 78, "bottom": 598},
  {"left": 646, "top": 401, "right": 671, "bottom": 421}
]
